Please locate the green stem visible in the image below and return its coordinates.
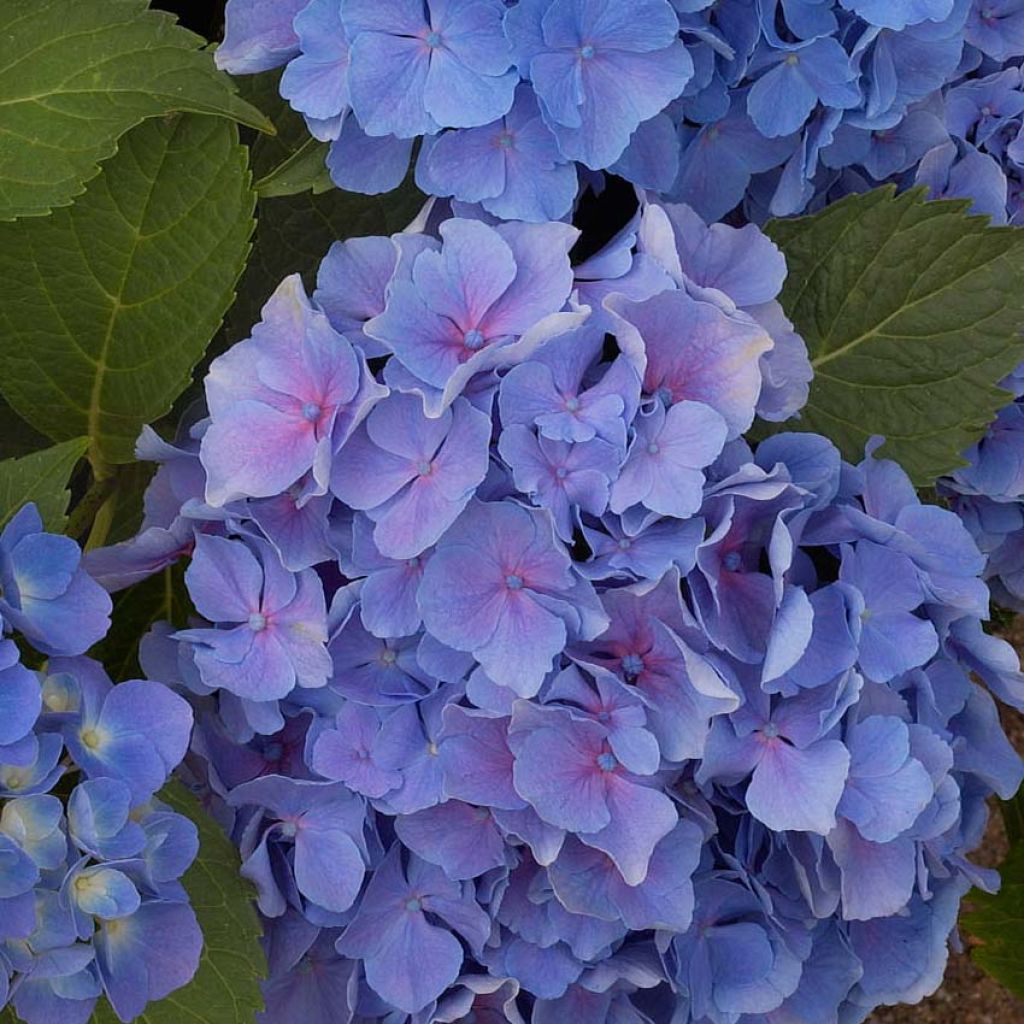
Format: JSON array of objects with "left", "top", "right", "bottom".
[
  {"left": 84, "top": 487, "right": 118, "bottom": 552},
  {"left": 65, "top": 472, "right": 117, "bottom": 542}
]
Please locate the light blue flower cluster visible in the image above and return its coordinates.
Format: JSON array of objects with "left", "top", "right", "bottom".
[
  {"left": 0, "top": 506, "right": 199, "bottom": 1024},
  {"left": 217, "top": 0, "right": 1024, "bottom": 224},
  {"left": 92, "top": 201, "right": 1024, "bottom": 1023},
  {"left": 940, "top": 374, "right": 1024, "bottom": 609}
]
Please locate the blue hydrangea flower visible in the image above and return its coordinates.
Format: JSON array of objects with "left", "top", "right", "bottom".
[
  {"left": 747, "top": 38, "right": 862, "bottom": 139},
  {"left": 58, "top": 658, "right": 192, "bottom": 804},
  {"left": 0, "top": 504, "right": 111, "bottom": 656},
  {"left": 506, "top": 0, "right": 695, "bottom": 168},
  {"left": 841, "top": 0, "right": 956, "bottom": 30},
  {"left": 965, "top": 0, "right": 1024, "bottom": 60},
  {"left": 418, "top": 87, "right": 580, "bottom": 222},
  {"left": 342, "top": 0, "right": 517, "bottom": 138}
]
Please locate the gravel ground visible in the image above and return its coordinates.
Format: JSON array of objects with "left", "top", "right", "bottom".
[{"left": 868, "top": 622, "right": 1024, "bottom": 1024}]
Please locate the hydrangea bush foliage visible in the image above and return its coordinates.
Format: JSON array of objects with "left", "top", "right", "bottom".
[{"left": 3, "top": 1, "right": 1024, "bottom": 1022}]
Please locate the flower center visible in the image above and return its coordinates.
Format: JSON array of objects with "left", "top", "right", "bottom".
[
  {"left": 579, "top": 44, "right": 595, "bottom": 59},
  {"left": 617, "top": 537, "right": 631, "bottom": 550},
  {"left": 785, "top": 53, "right": 799, "bottom": 65},
  {"left": 301, "top": 401, "right": 321, "bottom": 423},
  {"left": 496, "top": 131, "right": 515, "bottom": 150},
  {"left": 656, "top": 386, "right": 673, "bottom": 406},
  {"left": 621, "top": 653, "right": 644, "bottom": 679},
  {"left": 762, "top": 722, "right": 780, "bottom": 739},
  {"left": 463, "top": 328, "right": 486, "bottom": 351},
  {"left": 505, "top": 573, "right": 524, "bottom": 591},
  {"left": 279, "top": 821, "right": 298, "bottom": 838},
  {"left": 596, "top": 752, "right": 617, "bottom": 772},
  {"left": 248, "top": 612, "right": 268, "bottom": 632},
  {"left": 380, "top": 649, "right": 397, "bottom": 666},
  {"left": 646, "top": 442, "right": 660, "bottom": 455},
  {"left": 417, "top": 460, "right": 433, "bottom": 477},
  {"left": 263, "top": 742, "right": 284, "bottom": 762},
  {"left": 722, "top": 551, "right": 742, "bottom": 572},
  {"left": 565, "top": 396, "right": 581, "bottom": 412},
  {"left": 425, "top": 30, "right": 442, "bottom": 48},
  {"left": 555, "top": 467, "right": 569, "bottom": 480},
  {"left": 80, "top": 727, "right": 102, "bottom": 750},
  {"left": 406, "top": 897, "right": 423, "bottom": 911}
]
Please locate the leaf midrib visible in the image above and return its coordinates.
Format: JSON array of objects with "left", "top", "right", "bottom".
[
  {"left": 811, "top": 244, "right": 1015, "bottom": 370},
  {"left": 84, "top": 123, "right": 173, "bottom": 464}
]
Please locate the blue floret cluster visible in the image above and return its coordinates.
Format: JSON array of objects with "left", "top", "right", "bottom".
[
  {"left": 940, "top": 373, "right": 1024, "bottom": 611},
  {"left": 217, "top": 0, "right": 1024, "bottom": 224},
  {"left": 86, "top": 195, "right": 1024, "bottom": 1024},
  {"left": 0, "top": 507, "right": 200, "bottom": 1024}
]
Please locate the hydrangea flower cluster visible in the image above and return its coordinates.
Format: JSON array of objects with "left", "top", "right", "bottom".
[
  {"left": 939, "top": 370, "right": 1024, "bottom": 610},
  {"left": 90, "top": 197, "right": 1024, "bottom": 1023},
  {"left": 0, "top": 506, "right": 200, "bottom": 1024},
  {"left": 217, "top": 0, "right": 1024, "bottom": 224}
]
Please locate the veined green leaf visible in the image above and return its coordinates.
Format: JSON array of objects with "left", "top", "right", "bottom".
[
  {"left": 963, "top": 841, "right": 1024, "bottom": 999},
  {"left": 0, "top": 0, "right": 272, "bottom": 220},
  {"left": 766, "top": 187, "right": 1024, "bottom": 485},
  {"left": 0, "top": 437, "right": 87, "bottom": 531},
  {"left": 0, "top": 113, "right": 256, "bottom": 467}
]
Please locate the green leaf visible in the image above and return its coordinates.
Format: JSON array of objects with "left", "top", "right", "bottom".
[
  {"left": 766, "top": 186, "right": 1024, "bottom": 486},
  {"left": 236, "top": 70, "right": 323, "bottom": 183},
  {"left": 0, "top": 437, "right": 88, "bottom": 531},
  {"left": 0, "top": 398, "right": 50, "bottom": 460},
  {"left": 255, "top": 135, "right": 333, "bottom": 199},
  {"left": 90, "top": 780, "right": 266, "bottom": 1024},
  {"left": 963, "top": 842, "right": 1024, "bottom": 999},
  {"left": 227, "top": 177, "right": 426, "bottom": 343},
  {"left": 0, "top": 0, "right": 272, "bottom": 220},
  {"left": 0, "top": 113, "right": 256, "bottom": 467}
]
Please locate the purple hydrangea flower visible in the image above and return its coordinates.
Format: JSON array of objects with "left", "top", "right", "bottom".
[
  {"left": 509, "top": 703, "right": 678, "bottom": 883},
  {"left": 368, "top": 219, "right": 582, "bottom": 415},
  {"left": 216, "top": 0, "right": 306, "bottom": 73},
  {"left": 201, "top": 275, "right": 385, "bottom": 506},
  {"left": 608, "top": 400, "right": 727, "bottom": 520},
  {"left": 419, "top": 500, "right": 608, "bottom": 695},
  {"left": 417, "top": 87, "right": 580, "bottom": 222},
  {"left": 176, "top": 535, "right": 331, "bottom": 700},
  {"left": 332, "top": 393, "right": 491, "bottom": 558},
  {"left": 336, "top": 843, "right": 490, "bottom": 1013},
  {"left": 229, "top": 776, "right": 368, "bottom": 916},
  {"left": 607, "top": 289, "right": 774, "bottom": 440}
]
